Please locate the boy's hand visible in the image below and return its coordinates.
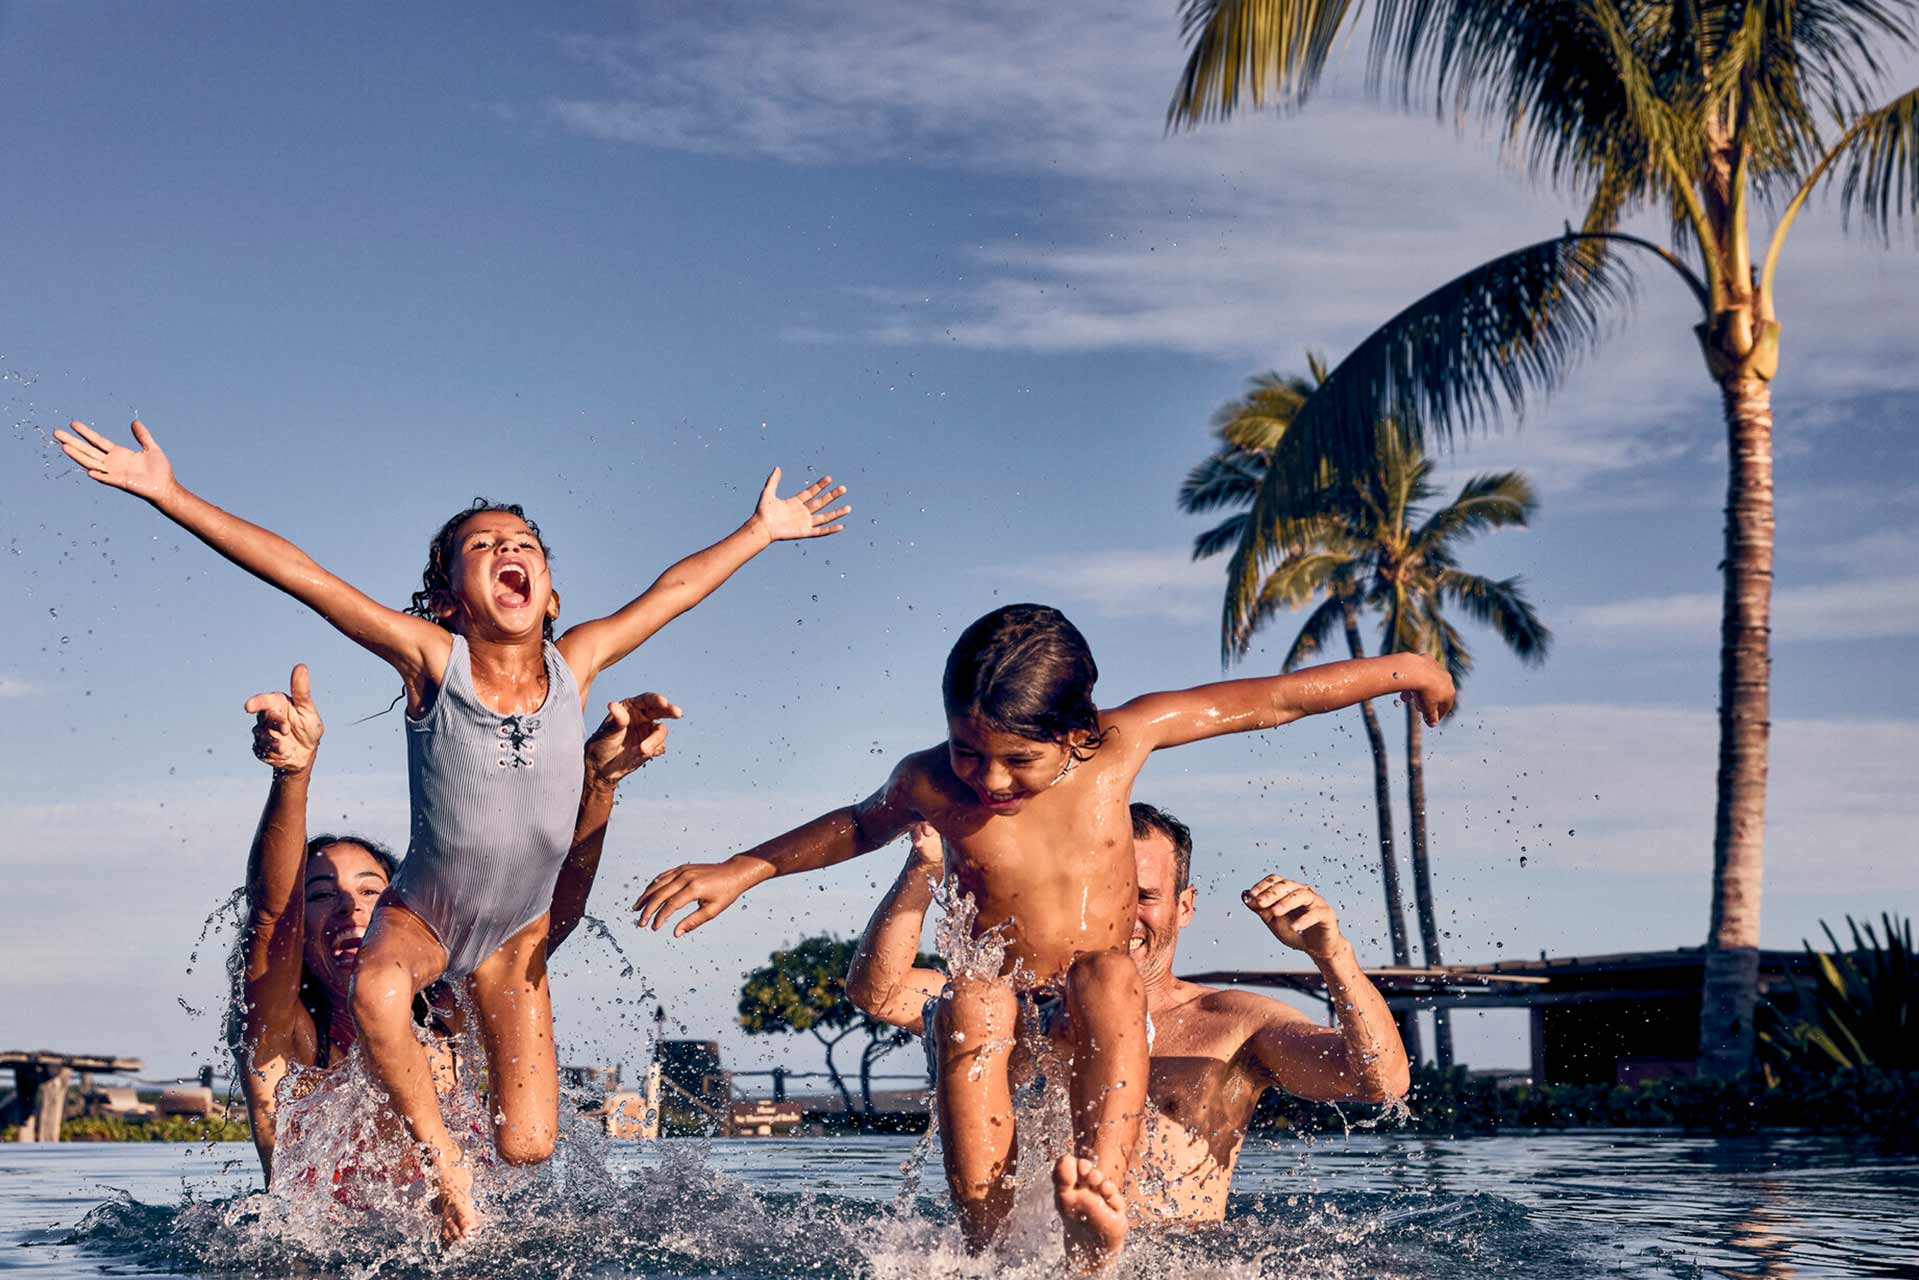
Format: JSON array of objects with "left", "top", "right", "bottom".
[
  {"left": 905, "top": 821, "right": 945, "bottom": 877},
  {"left": 54, "top": 420, "right": 179, "bottom": 504},
  {"left": 244, "top": 663, "right": 324, "bottom": 776},
  {"left": 1398, "top": 655, "right": 1456, "bottom": 725},
  {"left": 585, "top": 693, "right": 681, "bottom": 791},
  {"left": 634, "top": 858, "right": 763, "bottom": 936},
  {"left": 752, "top": 467, "right": 850, "bottom": 542},
  {"left": 1242, "top": 875, "right": 1345, "bottom": 961}
]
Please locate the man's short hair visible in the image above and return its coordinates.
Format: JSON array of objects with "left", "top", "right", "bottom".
[{"left": 1130, "top": 802, "right": 1193, "bottom": 894}]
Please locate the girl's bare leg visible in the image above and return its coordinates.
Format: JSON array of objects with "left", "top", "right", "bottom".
[
  {"left": 1056, "top": 949, "right": 1147, "bottom": 1272},
  {"left": 465, "top": 913, "right": 559, "bottom": 1166},
  {"left": 349, "top": 902, "right": 474, "bottom": 1242},
  {"left": 933, "top": 975, "right": 1019, "bottom": 1252}
]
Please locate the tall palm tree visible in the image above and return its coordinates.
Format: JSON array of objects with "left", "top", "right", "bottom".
[
  {"left": 1167, "top": 0, "right": 1919, "bottom": 1076},
  {"left": 1181, "top": 367, "right": 1424, "bottom": 1062}
]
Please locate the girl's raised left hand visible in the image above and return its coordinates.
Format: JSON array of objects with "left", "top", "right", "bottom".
[
  {"left": 54, "top": 420, "right": 179, "bottom": 504},
  {"left": 754, "top": 467, "right": 850, "bottom": 541}
]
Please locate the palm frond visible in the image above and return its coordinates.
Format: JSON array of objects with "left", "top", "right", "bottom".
[
  {"left": 1193, "top": 511, "right": 1252, "bottom": 560},
  {"left": 1242, "top": 233, "right": 1632, "bottom": 567},
  {"left": 1837, "top": 83, "right": 1919, "bottom": 240},
  {"left": 1412, "top": 471, "right": 1540, "bottom": 551},
  {"left": 1168, "top": 0, "right": 1360, "bottom": 126},
  {"left": 1436, "top": 570, "right": 1553, "bottom": 664},
  {"left": 1280, "top": 592, "right": 1348, "bottom": 672},
  {"left": 1179, "top": 448, "right": 1266, "bottom": 516}
]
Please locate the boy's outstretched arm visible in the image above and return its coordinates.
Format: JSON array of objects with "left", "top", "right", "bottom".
[
  {"left": 1115, "top": 654, "right": 1455, "bottom": 752},
  {"left": 557, "top": 467, "right": 849, "bottom": 693},
  {"left": 548, "top": 693, "right": 680, "bottom": 957},
  {"left": 633, "top": 754, "right": 920, "bottom": 937},
  {"left": 845, "top": 823, "right": 949, "bottom": 1032},
  {"left": 54, "top": 421, "right": 447, "bottom": 691}
]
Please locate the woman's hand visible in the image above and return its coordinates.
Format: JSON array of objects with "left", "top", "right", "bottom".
[
  {"left": 751, "top": 467, "right": 850, "bottom": 542},
  {"left": 584, "top": 693, "right": 681, "bottom": 791},
  {"left": 54, "top": 420, "right": 180, "bottom": 504},
  {"left": 1242, "top": 875, "right": 1346, "bottom": 961},
  {"left": 244, "top": 663, "right": 324, "bottom": 776}
]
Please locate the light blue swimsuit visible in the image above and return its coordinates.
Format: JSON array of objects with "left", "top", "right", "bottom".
[{"left": 391, "top": 634, "right": 586, "bottom": 979}]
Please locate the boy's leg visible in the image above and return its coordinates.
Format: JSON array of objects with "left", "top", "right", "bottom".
[
  {"left": 1056, "top": 949, "right": 1147, "bottom": 1271},
  {"left": 933, "top": 975, "right": 1019, "bottom": 1252},
  {"left": 350, "top": 901, "right": 474, "bottom": 1242},
  {"left": 465, "top": 912, "right": 559, "bottom": 1166}
]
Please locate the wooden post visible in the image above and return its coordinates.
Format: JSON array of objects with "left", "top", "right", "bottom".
[{"left": 34, "top": 1067, "right": 70, "bottom": 1143}]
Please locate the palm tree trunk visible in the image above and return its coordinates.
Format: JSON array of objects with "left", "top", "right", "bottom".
[
  {"left": 1697, "top": 371, "right": 1775, "bottom": 1078},
  {"left": 1406, "top": 703, "right": 1454, "bottom": 1070},
  {"left": 1342, "top": 600, "right": 1420, "bottom": 1063}
]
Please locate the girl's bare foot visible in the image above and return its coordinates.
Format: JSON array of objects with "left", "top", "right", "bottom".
[
  {"left": 432, "top": 1155, "right": 478, "bottom": 1244},
  {"left": 1053, "top": 1155, "right": 1126, "bottom": 1274}
]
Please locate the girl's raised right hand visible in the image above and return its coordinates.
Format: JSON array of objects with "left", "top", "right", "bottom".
[{"left": 54, "top": 420, "right": 178, "bottom": 503}]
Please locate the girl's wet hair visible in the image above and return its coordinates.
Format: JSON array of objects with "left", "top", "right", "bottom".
[
  {"left": 942, "top": 604, "right": 1109, "bottom": 760},
  {"left": 406, "top": 498, "right": 555, "bottom": 641}
]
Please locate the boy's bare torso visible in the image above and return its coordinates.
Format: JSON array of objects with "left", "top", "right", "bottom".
[{"left": 888, "top": 719, "right": 1148, "bottom": 984}]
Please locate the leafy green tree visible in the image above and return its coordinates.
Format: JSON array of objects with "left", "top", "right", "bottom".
[
  {"left": 738, "top": 934, "right": 908, "bottom": 1118},
  {"left": 1168, "top": 0, "right": 1919, "bottom": 1076},
  {"left": 1180, "top": 363, "right": 1419, "bottom": 1050}
]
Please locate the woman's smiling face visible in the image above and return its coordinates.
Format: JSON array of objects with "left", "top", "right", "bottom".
[{"left": 302, "top": 842, "right": 390, "bottom": 999}]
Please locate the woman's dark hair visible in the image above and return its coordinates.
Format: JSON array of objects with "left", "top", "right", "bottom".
[
  {"left": 942, "top": 604, "right": 1108, "bottom": 760},
  {"left": 405, "top": 498, "right": 555, "bottom": 642}
]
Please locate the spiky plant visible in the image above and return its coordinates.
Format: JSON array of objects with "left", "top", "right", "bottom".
[
  {"left": 1169, "top": 0, "right": 1919, "bottom": 1077},
  {"left": 1761, "top": 913, "right": 1916, "bottom": 1074}
]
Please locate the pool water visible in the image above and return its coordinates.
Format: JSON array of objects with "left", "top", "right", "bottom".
[{"left": 4, "top": 1132, "right": 1915, "bottom": 1278}]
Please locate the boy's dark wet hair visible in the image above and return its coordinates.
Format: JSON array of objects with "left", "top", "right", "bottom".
[
  {"left": 406, "top": 498, "right": 555, "bottom": 641},
  {"left": 942, "top": 604, "right": 1109, "bottom": 760},
  {"left": 1130, "top": 803, "right": 1194, "bottom": 894}
]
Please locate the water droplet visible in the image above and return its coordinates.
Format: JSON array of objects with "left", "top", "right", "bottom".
[{"left": 47, "top": 607, "right": 57, "bottom": 617}]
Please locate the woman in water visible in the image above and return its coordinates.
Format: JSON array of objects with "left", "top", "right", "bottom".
[{"left": 236, "top": 660, "right": 676, "bottom": 1184}]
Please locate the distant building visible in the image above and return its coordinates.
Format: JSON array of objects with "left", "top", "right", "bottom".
[{"left": 1183, "top": 947, "right": 1815, "bottom": 1085}]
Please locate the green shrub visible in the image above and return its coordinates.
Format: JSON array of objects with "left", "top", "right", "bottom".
[
  {"left": 1761, "top": 913, "right": 1915, "bottom": 1074},
  {"left": 60, "top": 1113, "right": 252, "bottom": 1143}
]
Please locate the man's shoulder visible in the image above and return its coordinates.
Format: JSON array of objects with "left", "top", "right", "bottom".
[{"left": 1183, "top": 983, "right": 1314, "bottom": 1031}]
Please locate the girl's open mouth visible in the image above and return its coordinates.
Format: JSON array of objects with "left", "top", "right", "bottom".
[{"left": 494, "top": 562, "right": 531, "bottom": 609}]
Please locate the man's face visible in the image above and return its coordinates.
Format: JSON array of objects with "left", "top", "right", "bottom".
[{"left": 1129, "top": 828, "right": 1196, "bottom": 982}]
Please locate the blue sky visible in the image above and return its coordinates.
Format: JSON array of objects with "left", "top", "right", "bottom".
[{"left": 3, "top": 1, "right": 1915, "bottom": 1085}]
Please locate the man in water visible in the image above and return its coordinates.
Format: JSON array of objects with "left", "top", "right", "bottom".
[{"left": 845, "top": 803, "right": 1409, "bottom": 1228}]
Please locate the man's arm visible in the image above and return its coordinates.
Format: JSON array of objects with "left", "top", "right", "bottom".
[
  {"left": 633, "top": 750, "right": 927, "bottom": 937},
  {"left": 1111, "top": 654, "right": 1455, "bottom": 753},
  {"left": 548, "top": 694, "right": 679, "bottom": 956},
  {"left": 1241, "top": 876, "right": 1411, "bottom": 1102},
  {"left": 845, "top": 824, "right": 950, "bottom": 1031}
]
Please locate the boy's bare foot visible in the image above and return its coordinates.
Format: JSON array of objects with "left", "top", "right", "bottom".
[
  {"left": 432, "top": 1157, "right": 478, "bottom": 1244},
  {"left": 1053, "top": 1155, "right": 1126, "bottom": 1274}
]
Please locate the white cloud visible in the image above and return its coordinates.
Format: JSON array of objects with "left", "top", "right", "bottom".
[
  {"left": 977, "top": 548, "right": 1223, "bottom": 624},
  {"left": 0, "top": 675, "right": 41, "bottom": 698},
  {"left": 1566, "top": 575, "right": 1919, "bottom": 643}
]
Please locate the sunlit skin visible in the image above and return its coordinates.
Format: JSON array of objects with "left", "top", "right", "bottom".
[
  {"left": 235, "top": 663, "right": 673, "bottom": 1185},
  {"left": 845, "top": 822, "right": 1411, "bottom": 1233},
  {"left": 56, "top": 419, "right": 840, "bottom": 1242},
  {"left": 637, "top": 651, "right": 1449, "bottom": 1269}
]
